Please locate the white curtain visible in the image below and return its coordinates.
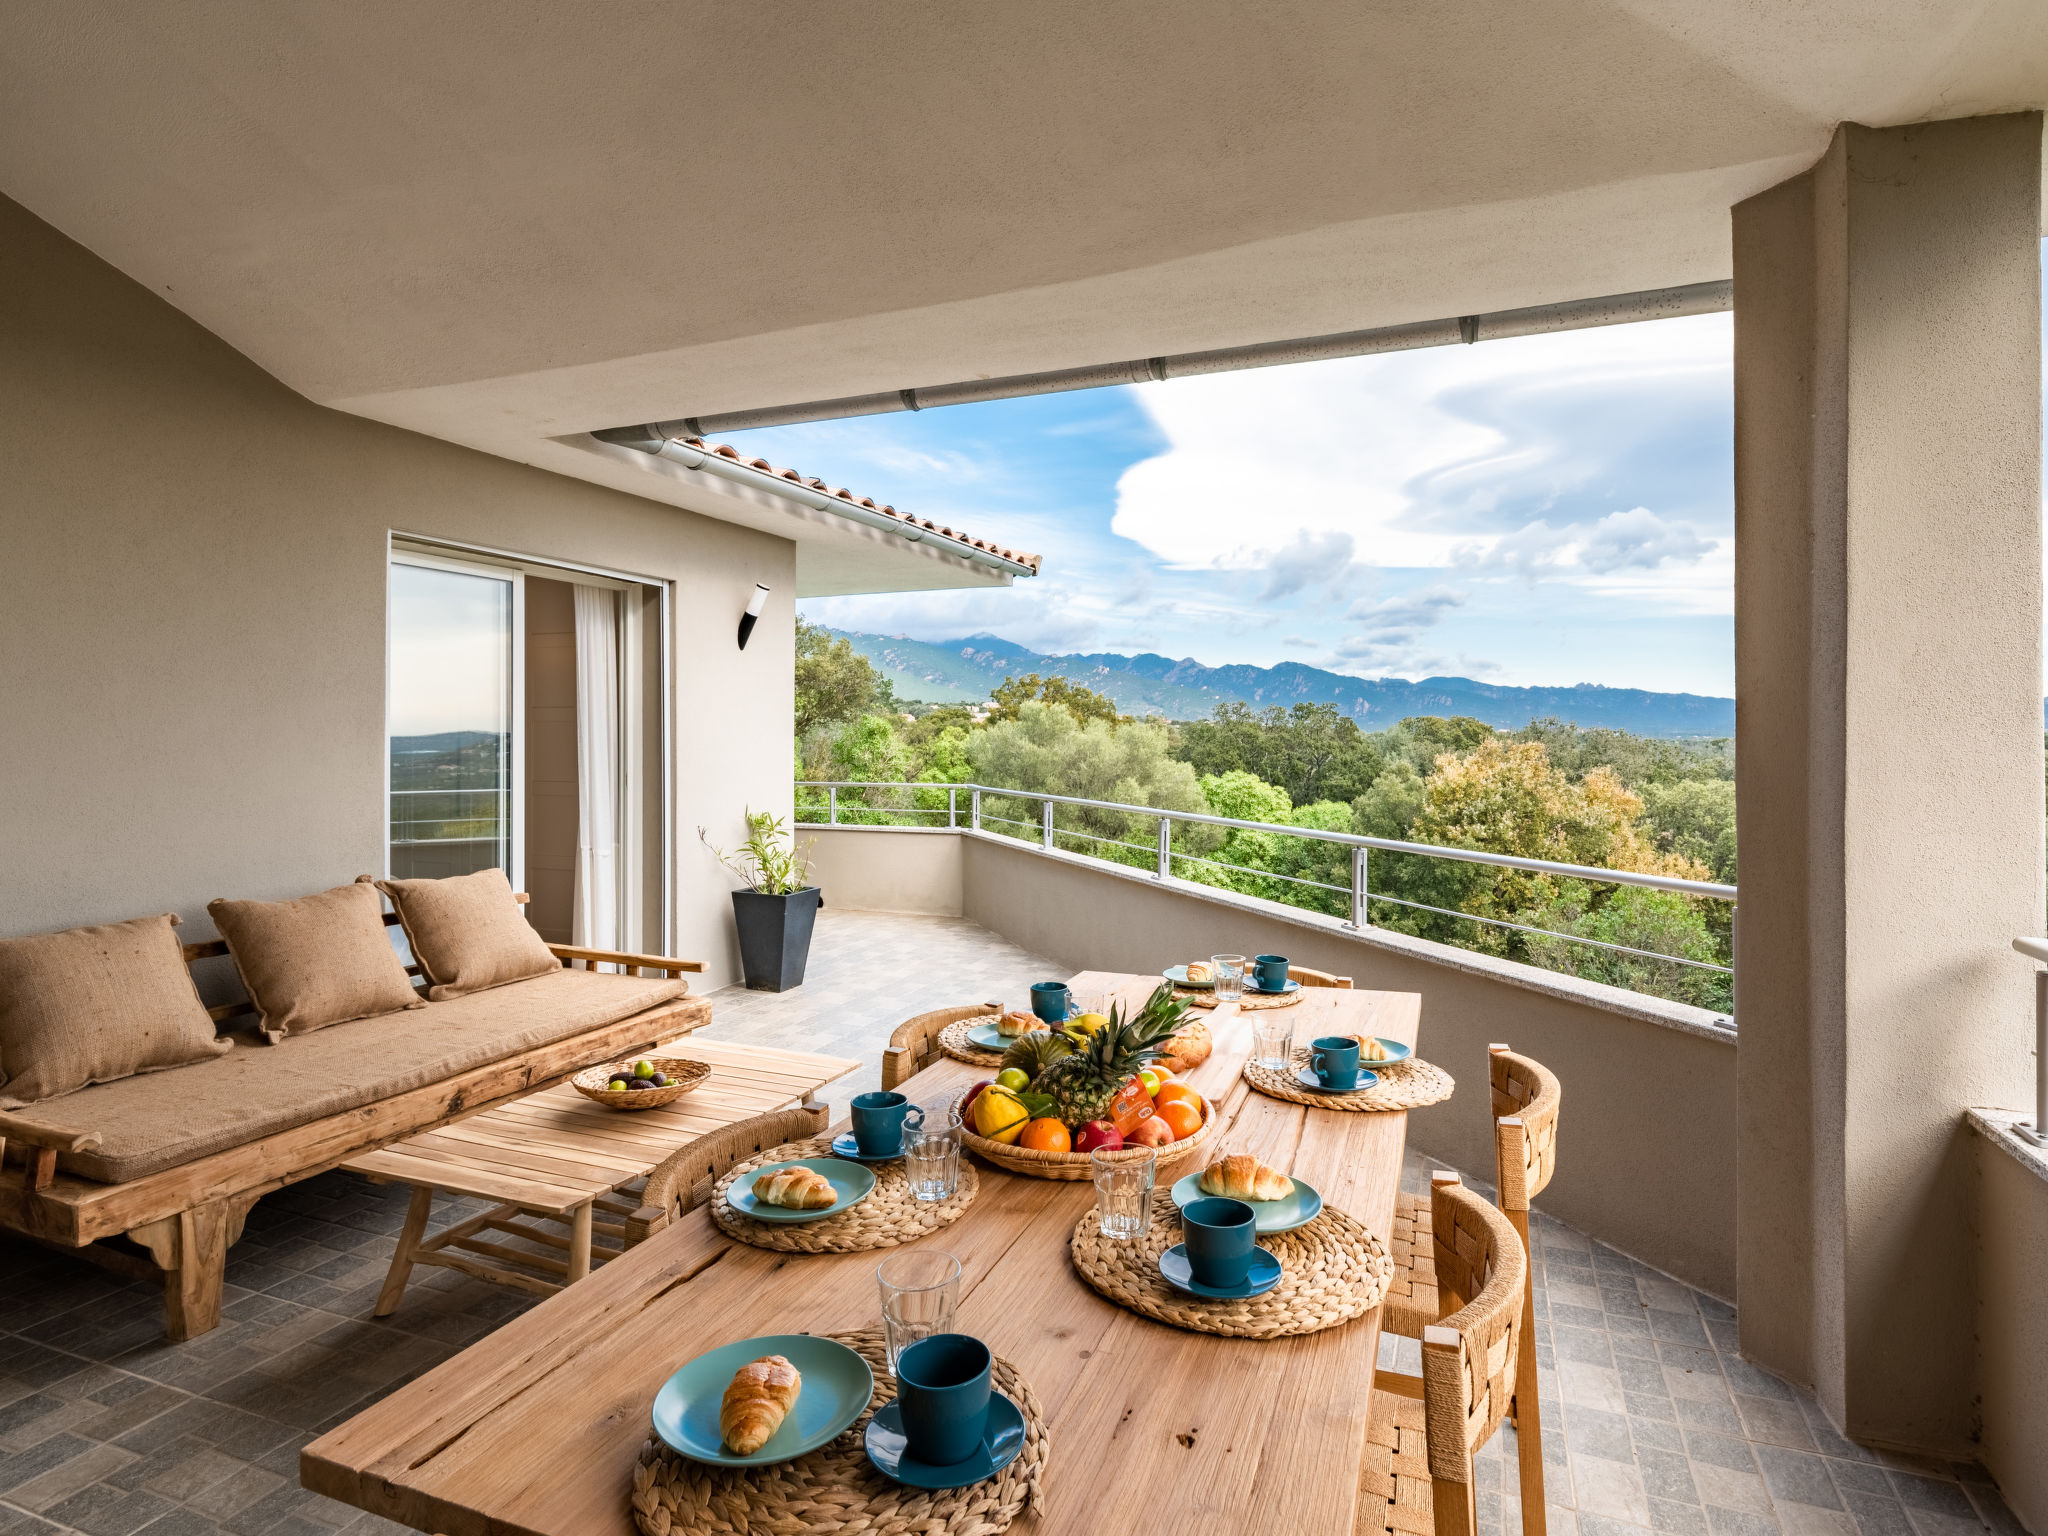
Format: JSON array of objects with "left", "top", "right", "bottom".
[{"left": 572, "top": 585, "right": 620, "bottom": 952}]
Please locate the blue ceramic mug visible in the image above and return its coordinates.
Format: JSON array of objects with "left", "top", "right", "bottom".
[
  {"left": 1253, "top": 954, "right": 1290, "bottom": 991},
  {"left": 850, "top": 1090, "right": 925, "bottom": 1157},
  {"left": 1311, "top": 1035, "right": 1361, "bottom": 1091},
  {"left": 1029, "top": 981, "right": 1072, "bottom": 1023},
  {"left": 1181, "top": 1197, "right": 1257, "bottom": 1289},
  {"left": 895, "top": 1333, "right": 992, "bottom": 1466}
]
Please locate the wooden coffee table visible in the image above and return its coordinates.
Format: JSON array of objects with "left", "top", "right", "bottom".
[{"left": 343, "top": 1037, "right": 859, "bottom": 1310}]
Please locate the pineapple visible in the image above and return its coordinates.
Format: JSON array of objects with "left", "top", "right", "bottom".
[{"left": 1037, "top": 983, "right": 1190, "bottom": 1129}]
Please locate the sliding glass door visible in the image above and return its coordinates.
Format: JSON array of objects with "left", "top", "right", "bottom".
[{"left": 387, "top": 552, "right": 523, "bottom": 881}]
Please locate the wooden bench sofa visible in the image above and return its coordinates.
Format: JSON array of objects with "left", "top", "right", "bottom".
[{"left": 0, "top": 905, "right": 706, "bottom": 1342}]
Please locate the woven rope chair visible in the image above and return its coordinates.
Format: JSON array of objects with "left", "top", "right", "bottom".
[
  {"left": 1288, "top": 965, "right": 1354, "bottom": 989},
  {"left": 1383, "top": 1045, "right": 1561, "bottom": 1535},
  {"left": 623, "top": 1105, "right": 828, "bottom": 1245},
  {"left": 881, "top": 1003, "right": 1000, "bottom": 1090},
  {"left": 1364, "top": 1174, "right": 1527, "bottom": 1536}
]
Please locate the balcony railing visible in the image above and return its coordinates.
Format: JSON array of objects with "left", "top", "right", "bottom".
[{"left": 798, "top": 779, "right": 1738, "bottom": 1015}]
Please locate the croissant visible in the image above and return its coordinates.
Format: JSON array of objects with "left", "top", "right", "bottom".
[
  {"left": 753, "top": 1165, "right": 837, "bottom": 1209},
  {"left": 1185, "top": 961, "right": 1214, "bottom": 984},
  {"left": 720, "top": 1355, "right": 802, "bottom": 1454},
  {"left": 1198, "top": 1154, "right": 1293, "bottom": 1202},
  {"left": 1359, "top": 1036, "right": 1391, "bottom": 1062},
  {"left": 997, "top": 1011, "right": 1044, "bottom": 1038}
]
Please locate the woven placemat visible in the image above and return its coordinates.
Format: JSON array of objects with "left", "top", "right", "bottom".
[
  {"left": 1070, "top": 1189, "right": 1389, "bottom": 1339},
  {"left": 1242, "top": 1051, "right": 1456, "bottom": 1112},
  {"left": 711, "top": 1137, "right": 978, "bottom": 1253},
  {"left": 1173, "top": 985, "right": 1302, "bottom": 1011},
  {"left": 629, "top": 1327, "right": 1048, "bottom": 1536},
  {"left": 938, "top": 1018, "right": 1005, "bottom": 1067}
]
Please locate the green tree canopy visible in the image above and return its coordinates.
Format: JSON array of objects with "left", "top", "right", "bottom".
[
  {"left": 795, "top": 620, "right": 896, "bottom": 737},
  {"left": 986, "top": 673, "right": 1125, "bottom": 728}
]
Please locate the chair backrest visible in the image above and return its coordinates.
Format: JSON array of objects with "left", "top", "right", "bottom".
[
  {"left": 1419, "top": 1172, "right": 1526, "bottom": 1486},
  {"left": 1487, "top": 1044, "right": 1562, "bottom": 1211},
  {"left": 628, "top": 1105, "right": 828, "bottom": 1243},
  {"left": 1287, "top": 965, "right": 1353, "bottom": 989},
  {"left": 882, "top": 1003, "right": 999, "bottom": 1090}
]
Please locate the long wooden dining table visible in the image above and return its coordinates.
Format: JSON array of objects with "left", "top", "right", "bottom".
[{"left": 303, "top": 973, "right": 1423, "bottom": 1536}]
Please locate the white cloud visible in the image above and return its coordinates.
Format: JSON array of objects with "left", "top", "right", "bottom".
[{"left": 1260, "top": 530, "right": 1361, "bottom": 600}]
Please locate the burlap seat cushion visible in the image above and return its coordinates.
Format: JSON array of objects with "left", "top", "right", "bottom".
[
  {"left": 375, "top": 867, "right": 558, "bottom": 1001},
  {"left": 0, "top": 914, "right": 232, "bottom": 1108},
  {"left": 10, "top": 968, "right": 687, "bottom": 1183},
  {"left": 208, "top": 879, "right": 424, "bottom": 1038}
]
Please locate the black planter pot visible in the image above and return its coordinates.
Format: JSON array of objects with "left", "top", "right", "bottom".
[{"left": 731, "top": 886, "right": 823, "bottom": 991}]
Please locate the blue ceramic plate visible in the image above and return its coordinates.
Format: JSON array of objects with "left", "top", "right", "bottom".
[
  {"left": 1169, "top": 1172, "right": 1324, "bottom": 1234},
  {"left": 1161, "top": 965, "right": 1213, "bottom": 990},
  {"left": 652, "top": 1334, "right": 875, "bottom": 1466},
  {"left": 830, "top": 1132, "right": 904, "bottom": 1165},
  {"left": 966, "top": 1018, "right": 1054, "bottom": 1050},
  {"left": 1358, "top": 1037, "right": 1412, "bottom": 1069},
  {"left": 725, "top": 1158, "right": 876, "bottom": 1224},
  {"left": 863, "top": 1393, "right": 1027, "bottom": 1490},
  {"left": 1294, "top": 1065, "right": 1380, "bottom": 1095},
  {"left": 1246, "top": 976, "right": 1301, "bottom": 996},
  {"left": 1158, "top": 1243, "right": 1283, "bottom": 1299}
]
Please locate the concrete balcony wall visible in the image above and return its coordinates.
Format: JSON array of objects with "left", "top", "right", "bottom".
[
  {"left": 809, "top": 824, "right": 1738, "bottom": 1297},
  {"left": 1970, "top": 1113, "right": 2048, "bottom": 1532}
]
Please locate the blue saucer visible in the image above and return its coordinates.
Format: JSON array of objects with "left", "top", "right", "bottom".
[
  {"left": 831, "top": 1132, "right": 905, "bottom": 1164},
  {"left": 864, "top": 1393, "right": 1027, "bottom": 1489},
  {"left": 1295, "top": 1065, "right": 1380, "bottom": 1095},
  {"left": 1247, "top": 977, "right": 1301, "bottom": 996},
  {"left": 1158, "top": 1243, "right": 1283, "bottom": 1299}
]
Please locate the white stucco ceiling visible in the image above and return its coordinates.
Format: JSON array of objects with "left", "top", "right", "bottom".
[{"left": 0, "top": 1, "right": 2042, "bottom": 592}]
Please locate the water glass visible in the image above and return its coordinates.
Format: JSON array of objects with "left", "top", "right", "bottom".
[
  {"left": 876, "top": 1250, "right": 961, "bottom": 1373},
  {"left": 1092, "top": 1147, "right": 1156, "bottom": 1242},
  {"left": 1211, "top": 954, "right": 1247, "bottom": 1004},
  {"left": 904, "top": 1111, "right": 962, "bottom": 1202},
  {"left": 1253, "top": 1014, "right": 1295, "bottom": 1069}
]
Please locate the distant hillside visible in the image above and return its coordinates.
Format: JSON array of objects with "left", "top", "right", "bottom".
[{"left": 838, "top": 630, "right": 1737, "bottom": 737}]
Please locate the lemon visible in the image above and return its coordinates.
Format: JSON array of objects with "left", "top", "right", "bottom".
[{"left": 972, "top": 1086, "right": 1031, "bottom": 1144}]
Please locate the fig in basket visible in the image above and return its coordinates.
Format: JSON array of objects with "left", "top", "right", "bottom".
[{"left": 1034, "top": 984, "right": 1188, "bottom": 1131}]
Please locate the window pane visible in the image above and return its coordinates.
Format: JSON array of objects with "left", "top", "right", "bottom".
[{"left": 388, "top": 562, "right": 514, "bottom": 879}]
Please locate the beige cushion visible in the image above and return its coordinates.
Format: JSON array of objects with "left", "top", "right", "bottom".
[
  {"left": 208, "top": 879, "right": 424, "bottom": 1038},
  {"left": 14, "top": 968, "right": 690, "bottom": 1183},
  {"left": 375, "top": 867, "right": 559, "bottom": 1001},
  {"left": 0, "top": 914, "right": 231, "bottom": 1108}
]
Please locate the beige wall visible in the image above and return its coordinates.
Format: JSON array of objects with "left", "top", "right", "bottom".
[
  {"left": 1972, "top": 1114, "right": 2048, "bottom": 1531},
  {"left": 523, "top": 576, "right": 579, "bottom": 945},
  {"left": 1732, "top": 115, "right": 2044, "bottom": 1451},
  {"left": 0, "top": 193, "right": 794, "bottom": 990},
  {"left": 806, "top": 826, "right": 1740, "bottom": 1295}
]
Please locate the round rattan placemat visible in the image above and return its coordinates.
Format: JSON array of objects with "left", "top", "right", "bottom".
[
  {"left": 937, "top": 1018, "right": 1005, "bottom": 1067},
  {"left": 1242, "top": 1051, "right": 1456, "bottom": 1112},
  {"left": 629, "top": 1327, "right": 1048, "bottom": 1536},
  {"left": 1069, "top": 1190, "right": 1389, "bottom": 1339},
  {"left": 1173, "top": 985, "right": 1302, "bottom": 1011},
  {"left": 711, "top": 1137, "right": 978, "bottom": 1253}
]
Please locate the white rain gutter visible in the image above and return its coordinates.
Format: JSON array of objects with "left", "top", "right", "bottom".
[
  {"left": 591, "top": 425, "right": 1037, "bottom": 579},
  {"left": 610, "top": 280, "right": 1732, "bottom": 439}
]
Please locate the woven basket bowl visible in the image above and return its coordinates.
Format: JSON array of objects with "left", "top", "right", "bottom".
[
  {"left": 956, "top": 1090, "right": 1218, "bottom": 1181},
  {"left": 571, "top": 1056, "right": 709, "bottom": 1110}
]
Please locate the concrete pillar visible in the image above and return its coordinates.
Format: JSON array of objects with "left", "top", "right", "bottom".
[{"left": 1733, "top": 113, "right": 2042, "bottom": 1453}]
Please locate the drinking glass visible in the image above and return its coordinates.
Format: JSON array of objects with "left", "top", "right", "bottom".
[
  {"left": 904, "top": 1110, "right": 963, "bottom": 1202},
  {"left": 1092, "top": 1147, "right": 1156, "bottom": 1242},
  {"left": 1211, "top": 954, "right": 1247, "bottom": 1004},
  {"left": 1253, "top": 1014, "right": 1295, "bottom": 1069},
  {"left": 876, "top": 1250, "right": 961, "bottom": 1373}
]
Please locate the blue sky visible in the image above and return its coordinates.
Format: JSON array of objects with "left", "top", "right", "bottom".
[{"left": 721, "top": 246, "right": 2046, "bottom": 699}]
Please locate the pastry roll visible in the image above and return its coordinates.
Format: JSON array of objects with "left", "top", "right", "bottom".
[
  {"left": 1359, "top": 1036, "right": 1391, "bottom": 1061},
  {"left": 1197, "top": 1154, "right": 1293, "bottom": 1202},
  {"left": 1185, "top": 961, "right": 1214, "bottom": 984},
  {"left": 752, "top": 1165, "right": 837, "bottom": 1209},
  {"left": 720, "top": 1355, "right": 802, "bottom": 1454},
  {"left": 996, "top": 1011, "right": 1044, "bottom": 1038}
]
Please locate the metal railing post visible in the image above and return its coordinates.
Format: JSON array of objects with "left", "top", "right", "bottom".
[
  {"left": 2029, "top": 969, "right": 2048, "bottom": 1146},
  {"left": 1156, "top": 816, "right": 1171, "bottom": 879},
  {"left": 948, "top": 786, "right": 957, "bottom": 829},
  {"left": 1349, "top": 845, "right": 1368, "bottom": 929},
  {"left": 970, "top": 787, "right": 981, "bottom": 831},
  {"left": 1041, "top": 797, "right": 1054, "bottom": 850},
  {"left": 827, "top": 785, "right": 837, "bottom": 826}
]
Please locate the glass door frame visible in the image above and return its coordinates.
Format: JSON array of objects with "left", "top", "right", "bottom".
[{"left": 386, "top": 544, "right": 527, "bottom": 889}]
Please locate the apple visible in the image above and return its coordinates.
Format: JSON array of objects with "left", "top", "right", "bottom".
[
  {"left": 1126, "top": 1112, "right": 1173, "bottom": 1147},
  {"left": 1138, "top": 1067, "right": 1165, "bottom": 1096},
  {"left": 1073, "top": 1120, "right": 1124, "bottom": 1153},
  {"left": 995, "top": 1067, "right": 1031, "bottom": 1092}
]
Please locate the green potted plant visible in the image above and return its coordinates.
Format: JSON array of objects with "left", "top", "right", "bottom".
[{"left": 702, "top": 810, "right": 820, "bottom": 991}]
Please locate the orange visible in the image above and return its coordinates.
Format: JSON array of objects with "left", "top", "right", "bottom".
[
  {"left": 1019, "top": 1117, "right": 1072, "bottom": 1154},
  {"left": 1153, "top": 1096, "right": 1203, "bottom": 1141},
  {"left": 1152, "top": 1082, "right": 1202, "bottom": 1117}
]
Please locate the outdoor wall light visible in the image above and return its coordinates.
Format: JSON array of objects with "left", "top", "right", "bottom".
[{"left": 737, "top": 583, "right": 770, "bottom": 650}]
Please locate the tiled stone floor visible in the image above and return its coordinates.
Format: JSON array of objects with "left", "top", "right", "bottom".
[{"left": 0, "top": 910, "right": 2027, "bottom": 1536}]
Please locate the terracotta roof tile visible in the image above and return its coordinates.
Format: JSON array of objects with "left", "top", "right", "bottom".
[{"left": 682, "top": 437, "right": 1041, "bottom": 573}]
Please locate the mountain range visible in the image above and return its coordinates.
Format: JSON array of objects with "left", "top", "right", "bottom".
[{"left": 837, "top": 630, "right": 1738, "bottom": 737}]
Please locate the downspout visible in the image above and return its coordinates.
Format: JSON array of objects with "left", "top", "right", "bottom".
[{"left": 590, "top": 425, "right": 1037, "bottom": 580}]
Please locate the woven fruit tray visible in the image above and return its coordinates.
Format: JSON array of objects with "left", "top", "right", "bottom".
[
  {"left": 571, "top": 1056, "right": 709, "bottom": 1110},
  {"left": 955, "top": 1091, "right": 1219, "bottom": 1181}
]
